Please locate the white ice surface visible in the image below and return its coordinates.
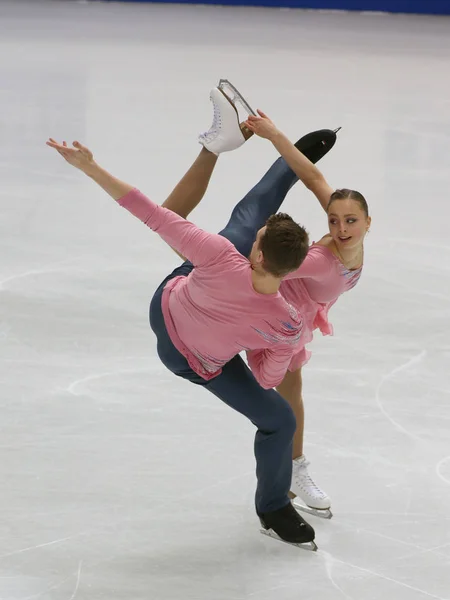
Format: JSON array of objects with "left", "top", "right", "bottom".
[{"left": 1, "top": 1, "right": 450, "bottom": 599}]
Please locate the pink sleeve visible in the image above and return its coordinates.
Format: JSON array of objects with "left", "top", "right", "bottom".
[
  {"left": 282, "top": 246, "right": 333, "bottom": 281},
  {"left": 117, "top": 189, "right": 231, "bottom": 266},
  {"left": 246, "top": 345, "right": 293, "bottom": 389}
]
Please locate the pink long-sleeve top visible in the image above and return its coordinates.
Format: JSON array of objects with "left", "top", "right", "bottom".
[
  {"left": 279, "top": 242, "right": 363, "bottom": 371},
  {"left": 118, "top": 189, "right": 304, "bottom": 389}
]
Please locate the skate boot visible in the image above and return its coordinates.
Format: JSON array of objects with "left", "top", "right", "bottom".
[
  {"left": 199, "top": 79, "right": 255, "bottom": 155},
  {"left": 294, "top": 127, "right": 341, "bottom": 164},
  {"left": 258, "top": 502, "right": 317, "bottom": 551},
  {"left": 291, "top": 455, "right": 332, "bottom": 519}
]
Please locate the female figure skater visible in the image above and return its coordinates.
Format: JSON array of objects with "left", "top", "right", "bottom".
[
  {"left": 248, "top": 111, "right": 370, "bottom": 519},
  {"left": 161, "top": 93, "right": 371, "bottom": 519},
  {"left": 45, "top": 93, "right": 336, "bottom": 551}
]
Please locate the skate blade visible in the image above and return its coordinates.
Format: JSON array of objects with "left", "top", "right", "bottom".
[
  {"left": 218, "top": 79, "right": 257, "bottom": 117},
  {"left": 216, "top": 87, "right": 253, "bottom": 142},
  {"left": 259, "top": 528, "right": 318, "bottom": 552},
  {"left": 293, "top": 499, "right": 333, "bottom": 520}
]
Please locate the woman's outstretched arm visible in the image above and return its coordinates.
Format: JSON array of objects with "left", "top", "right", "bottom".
[
  {"left": 46, "top": 139, "right": 231, "bottom": 267},
  {"left": 244, "top": 111, "right": 334, "bottom": 212}
]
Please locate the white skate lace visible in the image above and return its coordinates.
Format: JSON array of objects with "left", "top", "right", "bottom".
[
  {"left": 200, "top": 96, "right": 222, "bottom": 141},
  {"left": 294, "top": 461, "right": 327, "bottom": 498}
]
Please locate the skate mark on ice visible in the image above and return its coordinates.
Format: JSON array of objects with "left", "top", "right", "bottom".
[
  {"left": 382, "top": 540, "right": 450, "bottom": 565},
  {"left": 0, "top": 257, "right": 86, "bottom": 290},
  {"left": 352, "top": 527, "right": 450, "bottom": 562},
  {"left": 323, "top": 553, "right": 448, "bottom": 600},
  {"left": 64, "top": 471, "right": 255, "bottom": 578},
  {"left": 404, "top": 486, "right": 413, "bottom": 516},
  {"left": 0, "top": 244, "right": 158, "bottom": 291},
  {"left": 0, "top": 534, "right": 84, "bottom": 560},
  {"left": 340, "top": 510, "right": 450, "bottom": 520},
  {"left": 374, "top": 350, "right": 426, "bottom": 441},
  {"left": 321, "top": 551, "right": 354, "bottom": 600},
  {"left": 344, "top": 524, "right": 430, "bottom": 554},
  {"left": 68, "top": 561, "right": 82, "bottom": 600},
  {"left": 20, "top": 560, "right": 83, "bottom": 600},
  {"left": 436, "top": 455, "right": 450, "bottom": 485},
  {"left": 66, "top": 363, "right": 159, "bottom": 396},
  {"left": 428, "top": 541, "right": 450, "bottom": 553}
]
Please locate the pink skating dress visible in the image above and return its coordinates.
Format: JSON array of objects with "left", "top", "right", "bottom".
[{"left": 280, "top": 242, "right": 363, "bottom": 371}]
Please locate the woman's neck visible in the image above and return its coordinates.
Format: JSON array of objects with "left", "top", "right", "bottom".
[
  {"left": 316, "top": 235, "right": 364, "bottom": 270},
  {"left": 333, "top": 242, "right": 364, "bottom": 270}
]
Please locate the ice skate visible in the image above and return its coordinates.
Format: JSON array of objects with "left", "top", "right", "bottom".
[
  {"left": 258, "top": 502, "right": 318, "bottom": 551},
  {"left": 291, "top": 455, "right": 333, "bottom": 520},
  {"left": 198, "top": 79, "right": 255, "bottom": 155},
  {"left": 294, "top": 127, "right": 341, "bottom": 165}
]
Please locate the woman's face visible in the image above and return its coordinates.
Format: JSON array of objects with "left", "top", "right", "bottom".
[{"left": 327, "top": 199, "right": 371, "bottom": 252}]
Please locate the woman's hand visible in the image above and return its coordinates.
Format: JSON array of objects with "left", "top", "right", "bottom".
[
  {"left": 243, "top": 109, "right": 280, "bottom": 141},
  {"left": 46, "top": 139, "right": 133, "bottom": 200},
  {"left": 46, "top": 139, "right": 96, "bottom": 173}
]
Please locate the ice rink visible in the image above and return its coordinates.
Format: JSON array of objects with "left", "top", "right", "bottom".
[{"left": 1, "top": 0, "right": 449, "bottom": 598}]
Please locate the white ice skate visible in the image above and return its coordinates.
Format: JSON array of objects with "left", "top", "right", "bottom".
[
  {"left": 198, "top": 79, "right": 255, "bottom": 155},
  {"left": 291, "top": 455, "right": 333, "bottom": 520}
]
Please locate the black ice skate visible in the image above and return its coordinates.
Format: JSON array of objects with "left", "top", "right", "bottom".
[
  {"left": 294, "top": 127, "right": 341, "bottom": 165},
  {"left": 258, "top": 502, "right": 318, "bottom": 551}
]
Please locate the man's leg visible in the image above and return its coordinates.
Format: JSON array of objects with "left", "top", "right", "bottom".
[
  {"left": 205, "top": 355, "right": 296, "bottom": 514},
  {"left": 150, "top": 270, "right": 297, "bottom": 512},
  {"left": 149, "top": 280, "right": 315, "bottom": 544},
  {"left": 204, "top": 356, "right": 316, "bottom": 544}
]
